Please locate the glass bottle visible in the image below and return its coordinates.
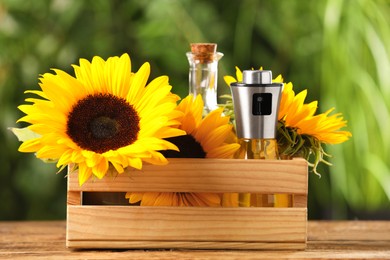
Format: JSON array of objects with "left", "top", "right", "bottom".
[
  {"left": 235, "top": 139, "right": 279, "bottom": 207},
  {"left": 186, "top": 43, "right": 223, "bottom": 115},
  {"left": 230, "top": 70, "right": 292, "bottom": 207}
]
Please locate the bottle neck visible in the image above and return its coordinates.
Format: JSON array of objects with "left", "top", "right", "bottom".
[{"left": 186, "top": 52, "right": 223, "bottom": 115}]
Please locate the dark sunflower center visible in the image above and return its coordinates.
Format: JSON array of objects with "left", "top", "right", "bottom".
[
  {"left": 90, "top": 116, "right": 119, "bottom": 139},
  {"left": 66, "top": 93, "right": 140, "bottom": 153},
  {"left": 162, "top": 135, "right": 206, "bottom": 158}
]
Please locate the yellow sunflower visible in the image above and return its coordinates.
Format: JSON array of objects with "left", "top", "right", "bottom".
[
  {"left": 126, "top": 94, "right": 240, "bottom": 206},
  {"left": 223, "top": 66, "right": 351, "bottom": 144},
  {"left": 278, "top": 82, "right": 351, "bottom": 144},
  {"left": 223, "top": 66, "right": 351, "bottom": 174},
  {"left": 17, "top": 53, "right": 186, "bottom": 185}
]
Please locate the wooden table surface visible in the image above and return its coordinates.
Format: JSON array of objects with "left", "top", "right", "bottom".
[{"left": 0, "top": 221, "right": 389, "bottom": 259}]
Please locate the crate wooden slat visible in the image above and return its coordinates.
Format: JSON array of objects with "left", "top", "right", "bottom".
[
  {"left": 66, "top": 158, "right": 308, "bottom": 250},
  {"left": 68, "top": 158, "right": 307, "bottom": 193}
]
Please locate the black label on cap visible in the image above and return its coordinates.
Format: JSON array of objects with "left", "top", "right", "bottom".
[{"left": 252, "top": 93, "right": 272, "bottom": 115}]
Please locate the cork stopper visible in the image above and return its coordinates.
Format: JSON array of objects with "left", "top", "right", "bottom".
[{"left": 190, "top": 43, "right": 217, "bottom": 63}]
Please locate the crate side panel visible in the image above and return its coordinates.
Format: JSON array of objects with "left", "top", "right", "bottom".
[
  {"left": 67, "top": 206, "right": 307, "bottom": 243},
  {"left": 68, "top": 158, "right": 308, "bottom": 194},
  {"left": 67, "top": 191, "right": 81, "bottom": 206},
  {"left": 67, "top": 240, "right": 306, "bottom": 250},
  {"left": 293, "top": 195, "right": 307, "bottom": 208}
]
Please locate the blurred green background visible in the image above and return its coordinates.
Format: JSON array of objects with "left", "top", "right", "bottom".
[{"left": 1, "top": 0, "right": 389, "bottom": 220}]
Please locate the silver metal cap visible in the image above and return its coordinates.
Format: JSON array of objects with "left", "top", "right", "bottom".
[
  {"left": 242, "top": 70, "right": 272, "bottom": 84},
  {"left": 230, "top": 70, "right": 283, "bottom": 139}
]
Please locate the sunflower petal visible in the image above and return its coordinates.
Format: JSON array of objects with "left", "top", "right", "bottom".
[
  {"left": 16, "top": 53, "right": 196, "bottom": 185},
  {"left": 78, "top": 162, "right": 93, "bottom": 186},
  {"left": 126, "top": 62, "right": 150, "bottom": 103}
]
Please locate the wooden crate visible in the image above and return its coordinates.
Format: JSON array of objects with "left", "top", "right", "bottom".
[{"left": 66, "top": 158, "right": 308, "bottom": 250}]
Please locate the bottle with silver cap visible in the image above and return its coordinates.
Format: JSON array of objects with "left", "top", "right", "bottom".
[{"left": 230, "top": 70, "right": 291, "bottom": 207}]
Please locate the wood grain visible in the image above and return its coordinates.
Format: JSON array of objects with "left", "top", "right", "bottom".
[
  {"left": 293, "top": 195, "right": 308, "bottom": 208},
  {"left": 66, "top": 158, "right": 308, "bottom": 250},
  {"left": 66, "top": 206, "right": 307, "bottom": 249},
  {"left": 1, "top": 221, "right": 390, "bottom": 259},
  {"left": 66, "top": 191, "right": 81, "bottom": 206},
  {"left": 66, "top": 240, "right": 306, "bottom": 250},
  {"left": 68, "top": 158, "right": 308, "bottom": 194}
]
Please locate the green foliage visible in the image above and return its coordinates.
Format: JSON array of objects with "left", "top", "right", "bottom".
[
  {"left": 320, "top": 0, "right": 390, "bottom": 217},
  {"left": 276, "top": 121, "right": 332, "bottom": 176},
  {"left": 1, "top": 0, "right": 389, "bottom": 220}
]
